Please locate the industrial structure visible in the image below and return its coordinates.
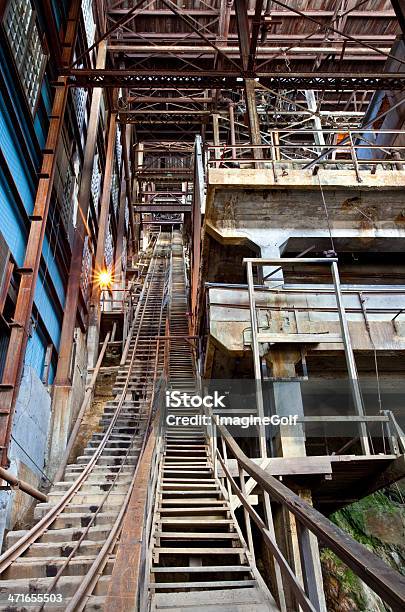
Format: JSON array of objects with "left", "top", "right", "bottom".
[{"left": 0, "top": 0, "right": 405, "bottom": 610}]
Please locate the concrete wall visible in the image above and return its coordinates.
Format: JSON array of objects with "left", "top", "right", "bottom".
[
  {"left": 0, "top": 367, "right": 51, "bottom": 550},
  {"left": 205, "top": 170, "right": 405, "bottom": 257},
  {"left": 207, "top": 286, "right": 405, "bottom": 354}
]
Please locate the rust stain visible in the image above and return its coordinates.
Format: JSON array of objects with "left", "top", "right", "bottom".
[{"left": 341, "top": 195, "right": 361, "bottom": 210}]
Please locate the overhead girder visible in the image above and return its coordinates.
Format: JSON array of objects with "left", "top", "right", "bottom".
[{"left": 65, "top": 69, "right": 405, "bottom": 90}]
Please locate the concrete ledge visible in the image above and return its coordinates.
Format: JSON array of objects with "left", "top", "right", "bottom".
[{"left": 208, "top": 167, "right": 405, "bottom": 191}]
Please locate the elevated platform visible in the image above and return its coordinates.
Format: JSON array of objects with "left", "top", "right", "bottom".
[{"left": 219, "top": 454, "right": 405, "bottom": 514}]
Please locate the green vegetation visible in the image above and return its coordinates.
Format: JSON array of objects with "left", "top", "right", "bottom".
[{"left": 321, "top": 488, "right": 405, "bottom": 611}]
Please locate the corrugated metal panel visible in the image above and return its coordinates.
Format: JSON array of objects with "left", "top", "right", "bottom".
[
  {"left": 0, "top": 92, "right": 35, "bottom": 215},
  {"left": 25, "top": 327, "right": 46, "bottom": 379},
  {"left": 0, "top": 227, "right": 10, "bottom": 289},
  {"left": 41, "top": 234, "right": 66, "bottom": 308},
  {"left": 0, "top": 331, "right": 9, "bottom": 381},
  {"left": 0, "top": 167, "right": 27, "bottom": 266},
  {"left": 33, "top": 270, "right": 62, "bottom": 350}
]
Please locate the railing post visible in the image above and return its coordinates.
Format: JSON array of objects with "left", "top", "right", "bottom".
[
  {"left": 262, "top": 490, "right": 287, "bottom": 612},
  {"left": 331, "top": 261, "right": 370, "bottom": 455},
  {"left": 269, "top": 131, "right": 278, "bottom": 183},
  {"left": 297, "top": 522, "right": 327, "bottom": 612},
  {"left": 238, "top": 464, "right": 256, "bottom": 565},
  {"left": 348, "top": 130, "right": 362, "bottom": 183},
  {"left": 221, "top": 437, "right": 233, "bottom": 501},
  {"left": 246, "top": 261, "right": 267, "bottom": 458}
]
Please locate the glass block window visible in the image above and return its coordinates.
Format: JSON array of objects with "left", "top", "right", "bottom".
[
  {"left": 61, "top": 163, "right": 74, "bottom": 234},
  {"left": 125, "top": 201, "right": 129, "bottom": 230},
  {"left": 104, "top": 219, "right": 114, "bottom": 270},
  {"left": 4, "top": 0, "right": 47, "bottom": 115},
  {"left": 115, "top": 126, "right": 122, "bottom": 169},
  {"left": 80, "top": 235, "right": 92, "bottom": 300},
  {"left": 111, "top": 170, "right": 119, "bottom": 215},
  {"left": 82, "top": 0, "right": 95, "bottom": 47},
  {"left": 122, "top": 236, "right": 127, "bottom": 272},
  {"left": 72, "top": 77, "right": 87, "bottom": 133},
  {"left": 91, "top": 154, "right": 101, "bottom": 209}
]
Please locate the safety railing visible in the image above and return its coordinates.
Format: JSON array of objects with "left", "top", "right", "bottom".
[
  {"left": 206, "top": 129, "right": 405, "bottom": 181},
  {"left": 204, "top": 409, "right": 405, "bottom": 611}
]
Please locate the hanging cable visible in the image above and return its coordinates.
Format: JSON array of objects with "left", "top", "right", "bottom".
[
  {"left": 317, "top": 174, "right": 336, "bottom": 256},
  {"left": 10, "top": 434, "right": 53, "bottom": 485}
]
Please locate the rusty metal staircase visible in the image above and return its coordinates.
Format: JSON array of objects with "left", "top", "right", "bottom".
[
  {"left": 148, "top": 231, "right": 278, "bottom": 611},
  {"left": 0, "top": 234, "right": 171, "bottom": 611}
]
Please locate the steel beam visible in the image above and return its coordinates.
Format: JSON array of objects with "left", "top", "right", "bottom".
[
  {"left": 136, "top": 205, "right": 191, "bottom": 212},
  {"left": 391, "top": 0, "right": 405, "bottom": 34},
  {"left": 234, "top": 0, "right": 250, "bottom": 72},
  {"left": 248, "top": 0, "right": 264, "bottom": 71},
  {"left": 65, "top": 70, "right": 405, "bottom": 90}
]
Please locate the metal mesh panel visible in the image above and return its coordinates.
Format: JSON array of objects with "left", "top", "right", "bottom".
[
  {"left": 72, "top": 83, "right": 87, "bottom": 133},
  {"left": 104, "top": 220, "right": 114, "bottom": 271},
  {"left": 82, "top": 0, "right": 95, "bottom": 46},
  {"left": 91, "top": 155, "right": 101, "bottom": 209},
  {"left": 111, "top": 170, "right": 119, "bottom": 215},
  {"left": 80, "top": 235, "right": 92, "bottom": 300},
  {"left": 60, "top": 163, "right": 74, "bottom": 238}
]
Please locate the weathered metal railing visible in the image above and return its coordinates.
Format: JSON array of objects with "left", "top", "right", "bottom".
[
  {"left": 205, "top": 408, "right": 405, "bottom": 611},
  {"left": 206, "top": 129, "right": 405, "bottom": 180}
]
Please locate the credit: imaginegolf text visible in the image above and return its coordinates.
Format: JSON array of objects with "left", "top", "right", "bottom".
[{"left": 166, "top": 414, "right": 299, "bottom": 429}]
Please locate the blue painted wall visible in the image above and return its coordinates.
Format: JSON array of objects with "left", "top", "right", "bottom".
[{"left": 0, "top": 7, "right": 68, "bottom": 379}]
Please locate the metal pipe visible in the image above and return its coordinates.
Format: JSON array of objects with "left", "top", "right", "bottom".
[
  {"left": 246, "top": 261, "right": 267, "bottom": 458},
  {"left": 331, "top": 262, "right": 370, "bottom": 455},
  {"left": 0, "top": 467, "right": 48, "bottom": 503}
]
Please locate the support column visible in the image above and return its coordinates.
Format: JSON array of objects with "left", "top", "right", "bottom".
[
  {"left": 48, "top": 41, "right": 107, "bottom": 475},
  {"left": 229, "top": 103, "right": 236, "bottom": 160},
  {"left": 0, "top": 0, "right": 81, "bottom": 469},
  {"left": 212, "top": 113, "right": 220, "bottom": 165},
  {"left": 305, "top": 90, "right": 325, "bottom": 153},
  {"left": 133, "top": 143, "right": 144, "bottom": 258},
  {"left": 245, "top": 78, "right": 263, "bottom": 159},
  {"left": 266, "top": 350, "right": 306, "bottom": 458},
  {"left": 267, "top": 349, "right": 326, "bottom": 612},
  {"left": 114, "top": 130, "right": 130, "bottom": 301},
  {"left": 87, "top": 112, "right": 117, "bottom": 369}
]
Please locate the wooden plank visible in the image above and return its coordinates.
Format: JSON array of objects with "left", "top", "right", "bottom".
[
  {"left": 151, "top": 580, "right": 257, "bottom": 589},
  {"left": 104, "top": 416, "right": 155, "bottom": 610},
  {"left": 221, "top": 456, "right": 332, "bottom": 478},
  {"left": 152, "top": 565, "right": 251, "bottom": 573}
]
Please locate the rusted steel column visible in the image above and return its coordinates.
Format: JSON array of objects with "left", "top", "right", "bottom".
[
  {"left": 53, "top": 40, "right": 107, "bottom": 388},
  {"left": 0, "top": 0, "right": 81, "bottom": 469},
  {"left": 245, "top": 78, "right": 263, "bottom": 163},
  {"left": 114, "top": 160, "right": 128, "bottom": 297},
  {"left": 92, "top": 112, "right": 117, "bottom": 298},
  {"left": 121, "top": 124, "right": 136, "bottom": 254},
  {"left": 87, "top": 112, "right": 117, "bottom": 368},
  {"left": 229, "top": 103, "right": 236, "bottom": 160},
  {"left": 47, "top": 41, "right": 107, "bottom": 476}
]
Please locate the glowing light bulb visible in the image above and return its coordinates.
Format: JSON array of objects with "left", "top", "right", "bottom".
[{"left": 97, "top": 269, "right": 113, "bottom": 289}]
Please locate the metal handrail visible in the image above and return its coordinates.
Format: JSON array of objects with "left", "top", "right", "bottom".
[
  {"left": 206, "top": 130, "right": 405, "bottom": 174},
  {"left": 207, "top": 409, "right": 405, "bottom": 610}
]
